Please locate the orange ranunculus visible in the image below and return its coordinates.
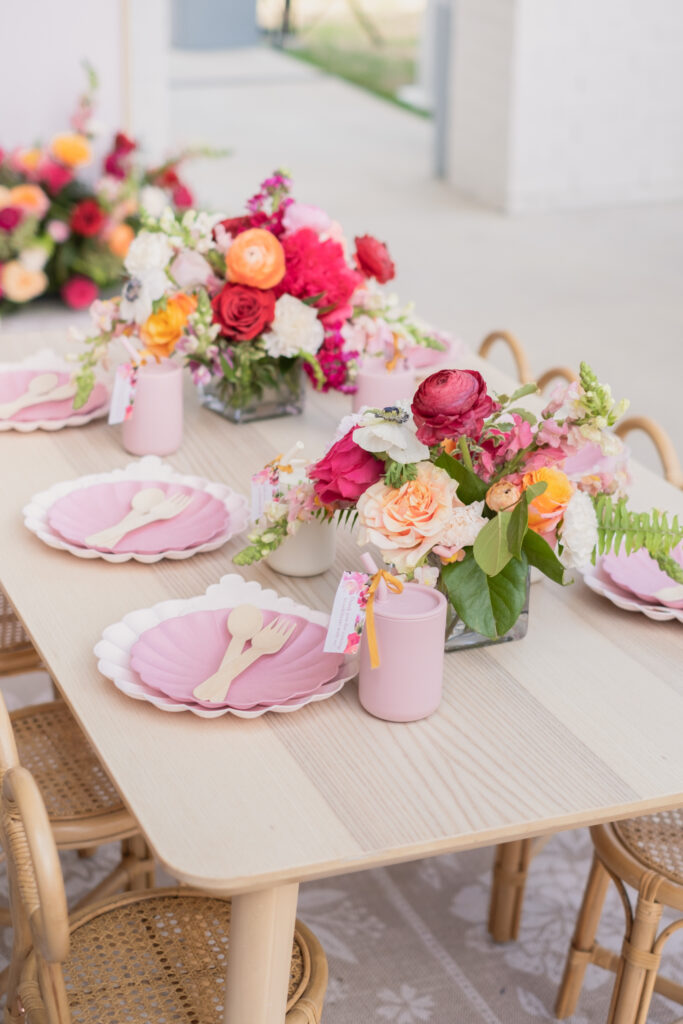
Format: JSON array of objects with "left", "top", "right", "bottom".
[
  {"left": 522, "top": 466, "right": 574, "bottom": 537},
  {"left": 140, "top": 293, "right": 197, "bottom": 360},
  {"left": 226, "top": 228, "right": 285, "bottom": 290},
  {"left": 9, "top": 184, "right": 50, "bottom": 219},
  {"left": 50, "top": 133, "right": 91, "bottom": 168},
  {"left": 107, "top": 223, "right": 135, "bottom": 258}
]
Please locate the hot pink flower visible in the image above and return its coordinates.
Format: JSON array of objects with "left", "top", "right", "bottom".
[
  {"left": 308, "top": 428, "right": 384, "bottom": 508},
  {"left": 172, "top": 183, "right": 194, "bottom": 209},
  {"left": 277, "top": 228, "right": 362, "bottom": 327},
  {"left": 476, "top": 414, "right": 533, "bottom": 481},
  {"left": 61, "top": 276, "right": 98, "bottom": 309},
  {"left": 0, "top": 207, "right": 22, "bottom": 233},
  {"left": 39, "top": 158, "right": 73, "bottom": 194}
]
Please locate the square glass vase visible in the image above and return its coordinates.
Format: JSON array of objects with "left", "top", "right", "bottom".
[
  {"left": 198, "top": 363, "right": 304, "bottom": 424},
  {"left": 443, "top": 572, "right": 530, "bottom": 651}
]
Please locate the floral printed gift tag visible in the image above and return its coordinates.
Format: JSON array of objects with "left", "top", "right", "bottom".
[
  {"left": 324, "top": 571, "right": 371, "bottom": 656},
  {"left": 108, "top": 363, "right": 137, "bottom": 425}
]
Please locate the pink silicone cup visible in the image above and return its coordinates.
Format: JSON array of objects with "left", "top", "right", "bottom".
[
  {"left": 47, "top": 480, "right": 229, "bottom": 554},
  {"left": 601, "top": 544, "right": 683, "bottom": 609},
  {"left": 129, "top": 608, "right": 344, "bottom": 708},
  {"left": 0, "top": 370, "right": 107, "bottom": 422}
]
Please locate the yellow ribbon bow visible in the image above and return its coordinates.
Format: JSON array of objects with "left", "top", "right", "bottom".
[
  {"left": 385, "top": 333, "right": 402, "bottom": 373},
  {"left": 267, "top": 453, "right": 294, "bottom": 475},
  {"left": 365, "top": 570, "right": 404, "bottom": 670}
]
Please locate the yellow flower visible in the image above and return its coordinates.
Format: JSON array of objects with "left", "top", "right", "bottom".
[
  {"left": 1, "top": 261, "right": 48, "bottom": 303},
  {"left": 522, "top": 466, "right": 574, "bottom": 537},
  {"left": 140, "top": 293, "right": 197, "bottom": 360},
  {"left": 50, "top": 133, "right": 91, "bottom": 168}
]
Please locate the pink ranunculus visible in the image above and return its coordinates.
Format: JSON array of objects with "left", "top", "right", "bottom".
[
  {"left": 46, "top": 219, "right": 70, "bottom": 242},
  {"left": 170, "top": 250, "right": 213, "bottom": 289},
  {"left": 61, "top": 275, "right": 99, "bottom": 309},
  {"left": 477, "top": 413, "right": 534, "bottom": 481},
  {"left": 282, "top": 201, "right": 331, "bottom": 236},
  {"left": 308, "top": 427, "right": 384, "bottom": 508},
  {"left": 412, "top": 368, "right": 499, "bottom": 445},
  {"left": 39, "top": 158, "right": 73, "bottom": 194}
]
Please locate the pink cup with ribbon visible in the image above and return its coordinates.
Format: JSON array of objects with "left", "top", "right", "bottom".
[
  {"left": 352, "top": 360, "right": 417, "bottom": 413},
  {"left": 121, "top": 361, "right": 183, "bottom": 457},
  {"left": 358, "top": 580, "right": 447, "bottom": 723}
]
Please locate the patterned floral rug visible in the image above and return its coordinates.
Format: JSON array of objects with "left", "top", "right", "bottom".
[{"left": 1, "top": 679, "right": 680, "bottom": 1022}]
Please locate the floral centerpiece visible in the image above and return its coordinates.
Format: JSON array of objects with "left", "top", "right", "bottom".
[
  {"left": 0, "top": 66, "right": 213, "bottom": 314},
  {"left": 236, "top": 363, "right": 683, "bottom": 645},
  {"left": 72, "top": 169, "right": 449, "bottom": 421}
]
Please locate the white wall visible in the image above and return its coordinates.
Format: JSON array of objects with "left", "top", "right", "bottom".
[{"left": 448, "top": 0, "right": 683, "bottom": 211}]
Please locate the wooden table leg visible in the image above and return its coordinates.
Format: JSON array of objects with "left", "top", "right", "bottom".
[
  {"left": 488, "top": 839, "right": 534, "bottom": 942},
  {"left": 225, "top": 882, "right": 299, "bottom": 1024}
]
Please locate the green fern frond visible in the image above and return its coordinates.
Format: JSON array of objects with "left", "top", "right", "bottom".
[{"left": 593, "top": 496, "right": 683, "bottom": 562}]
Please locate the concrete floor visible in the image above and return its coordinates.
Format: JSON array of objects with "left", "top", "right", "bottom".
[{"left": 170, "top": 46, "right": 683, "bottom": 460}]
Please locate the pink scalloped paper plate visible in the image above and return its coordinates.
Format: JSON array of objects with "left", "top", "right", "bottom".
[
  {"left": 130, "top": 607, "right": 343, "bottom": 709},
  {"left": 601, "top": 544, "right": 683, "bottom": 609},
  {"left": 94, "top": 574, "right": 357, "bottom": 718},
  {"left": 23, "top": 455, "right": 249, "bottom": 564},
  {"left": 47, "top": 481, "right": 229, "bottom": 555},
  {"left": 581, "top": 561, "right": 683, "bottom": 624},
  {"left": 0, "top": 370, "right": 108, "bottom": 422}
]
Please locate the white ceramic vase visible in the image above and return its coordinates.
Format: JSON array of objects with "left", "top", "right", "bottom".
[{"left": 266, "top": 520, "right": 336, "bottom": 577}]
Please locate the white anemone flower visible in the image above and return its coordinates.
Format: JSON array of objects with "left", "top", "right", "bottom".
[
  {"left": 119, "top": 271, "right": 167, "bottom": 324},
  {"left": 353, "top": 402, "right": 428, "bottom": 464}
]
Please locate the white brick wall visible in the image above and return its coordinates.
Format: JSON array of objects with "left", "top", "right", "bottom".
[{"left": 448, "top": 0, "right": 683, "bottom": 211}]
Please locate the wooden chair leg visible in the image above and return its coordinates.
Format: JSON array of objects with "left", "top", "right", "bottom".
[
  {"left": 555, "top": 853, "right": 611, "bottom": 1017},
  {"left": 488, "top": 839, "right": 534, "bottom": 942},
  {"left": 123, "top": 835, "right": 155, "bottom": 890},
  {"left": 607, "top": 872, "right": 663, "bottom": 1024}
]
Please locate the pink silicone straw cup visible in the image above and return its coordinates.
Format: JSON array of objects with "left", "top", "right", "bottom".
[
  {"left": 358, "top": 554, "right": 447, "bottom": 722},
  {"left": 121, "top": 361, "right": 183, "bottom": 457}
]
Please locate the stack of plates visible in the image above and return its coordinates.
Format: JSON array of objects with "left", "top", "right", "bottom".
[
  {"left": 582, "top": 544, "right": 683, "bottom": 623},
  {"left": 23, "top": 456, "right": 249, "bottom": 563},
  {"left": 0, "top": 350, "right": 109, "bottom": 431},
  {"left": 95, "top": 575, "right": 357, "bottom": 718}
]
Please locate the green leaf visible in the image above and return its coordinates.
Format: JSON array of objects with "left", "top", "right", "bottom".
[
  {"left": 434, "top": 452, "right": 488, "bottom": 504},
  {"left": 473, "top": 511, "right": 514, "bottom": 576},
  {"left": 508, "top": 382, "right": 539, "bottom": 402},
  {"left": 522, "top": 529, "right": 566, "bottom": 584},
  {"left": 442, "top": 550, "right": 529, "bottom": 638},
  {"left": 507, "top": 500, "right": 529, "bottom": 560}
]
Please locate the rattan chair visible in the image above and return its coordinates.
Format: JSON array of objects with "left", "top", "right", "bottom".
[
  {"left": 615, "top": 416, "right": 683, "bottom": 489},
  {"left": 0, "top": 694, "right": 155, "bottom": 951},
  {"left": 478, "top": 330, "right": 533, "bottom": 384},
  {"left": 555, "top": 810, "right": 683, "bottom": 1023},
  {"left": 536, "top": 365, "right": 578, "bottom": 393},
  {"left": 0, "top": 764, "right": 328, "bottom": 1023},
  {"left": 0, "top": 589, "right": 41, "bottom": 677}
]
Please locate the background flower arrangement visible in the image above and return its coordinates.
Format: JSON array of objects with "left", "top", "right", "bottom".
[
  {"left": 73, "top": 169, "right": 450, "bottom": 418},
  {"left": 0, "top": 66, "right": 213, "bottom": 314},
  {"left": 237, "top": 363, "right": 683, "bottom": 641}
]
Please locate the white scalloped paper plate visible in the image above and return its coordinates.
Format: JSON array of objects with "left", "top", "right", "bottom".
[
  {"left": 0, "top": 348, "right": 109, "bottom": 432},
  {"left": 582, "top": 562, "right": 683, "bottom": 624},
  {"left": 23, "top": 456, "right": 249, "bottom": 564},
  {"left": 95, "top": 573, "right": 358, "bottom": 718}
]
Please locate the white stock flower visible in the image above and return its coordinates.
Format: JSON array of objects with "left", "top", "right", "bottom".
[
  {"left": 559, "top": 489, "right": 598, "bottom": 569},
  {"left": 263, "top": 294, "right": 324, "bottom": 358},
  {"left": 353, "top": 402, "right": 428, "bottom": 464},
  {"left": 139, "top": 185, "right": 170, "bottom": 218},
  {"left": 124, "top": 231, "right": 173, "bottom": 277}
]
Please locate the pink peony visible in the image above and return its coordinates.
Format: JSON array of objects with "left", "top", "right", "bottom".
[
  {"left": 61, "top": 276, "right": 98, "bottom": 309},
  {"left": 277, "top": 228, "right": 362, "bottom": 327},
  {"left": 412, "top": 368, "right": 499, "bottom": 445},
  {"left": 308, "top": 427, "right": 384, "bottom": 508},
  {"left": 282, "top": 202, "right": 331, "bottom": 236}
]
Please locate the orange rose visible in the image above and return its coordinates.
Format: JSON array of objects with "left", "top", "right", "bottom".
[
  {"left": 50, "top": 133, "right": 91, "bottom": 167},
  {"left": 107, "top": 223, "right": 135, "bottom": 258},
  {"left": 357, "top": 462, "right": 458, "bottom": 572},
  {"left": 9, "top": 184, "right": 50, "bottom": 219},
  {"left": 226, "top": 228, "right": 285, "bottom": 290},
  {"left": 140, "top": 293, "right": 197, "bottom": 360},
  {"left": 522, "top": 466, "right": 574, "bottom": 537}
]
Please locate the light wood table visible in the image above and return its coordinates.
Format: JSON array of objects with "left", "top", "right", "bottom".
[{"left": 1, "top": 331, "right": 682, "bottom": 1023}]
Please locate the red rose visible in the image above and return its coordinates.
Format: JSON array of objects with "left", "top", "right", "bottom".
[
  {"left": 211, "top": 283, "right": 275, "bottom": 341},
  {"left": 0, "top": 207, "right": 22, "bottom": 233},
  {"left": 215, "top": 215, "right": 253, "bottom": 239},
  {"left": 354, "top": 234, "right": 395, "bottom": 284},
  {"left": 61, "top": 276, "right": 99, "bottom": 309},
  {"left": 308, "top": 428, "right": 384, "bottom": 508},
  {"left": 70, "top": 199, "right": 106, "bottom": 237},
  {"left": 412, "top": 369, "right": 499, "bottom": 445},
  {"left": 172, "top": 183, "right": 193, "bottom": 209}
]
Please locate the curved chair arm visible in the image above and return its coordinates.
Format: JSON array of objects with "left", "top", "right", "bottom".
[
  {"left": 615, "top": 416, "right": 683, "bottom": 488},
  {"left": 478, "top": 331, "right": 533, "bottom": 384},
  {"left": 536, "top": 366, "right": 578, "bottom": 393}
]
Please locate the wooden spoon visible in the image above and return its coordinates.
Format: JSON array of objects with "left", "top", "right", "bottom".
[{"left": 192, "top": 605, "right": 264, "bottom": 702}]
